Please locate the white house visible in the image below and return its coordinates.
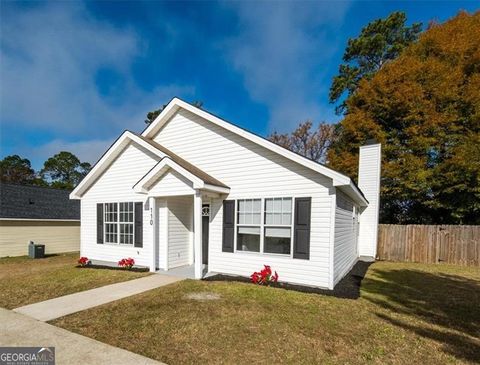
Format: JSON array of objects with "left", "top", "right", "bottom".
[{"left": 70, "top": 98, "right": 381, "bottom": 289}]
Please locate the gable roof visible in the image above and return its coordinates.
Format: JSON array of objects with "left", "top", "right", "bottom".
[
  {"left": 70, "top": 130, "right": 228, "bottom": 199},
  {"left": 133, "top": 157, "right": 230, "bottom": 194},
  {"left": 135, "top": 134, "right": 228, "bottom": 188},
  {"left": 0, "top": 182, "right": 80, "bottom": 220},
  {"left": 142, "top": 97, "right": 368, "bottom": 206}
]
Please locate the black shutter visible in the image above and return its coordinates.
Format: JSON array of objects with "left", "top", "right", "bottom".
[
  {"left": 134, "top": 202, "right": 143, "bottom": 248},
  {"left": 97, "top": 203, "right": 104, "bottom": 244},
  {"left": 293, "top": 197, "right": 311, "bottom": 259},
  {"left": 222, "top": 200, "right": 235, "bottom": 252}
]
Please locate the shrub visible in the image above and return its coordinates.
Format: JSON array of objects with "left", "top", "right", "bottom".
[
  {"left": 77, "top": 257, "right": 91, "bottom": 267},
  {"left": 250, "top": 265, "right": 278, "bottom": 285},
  {"left": 118, "top": 257, "right": 135, "bottom": 269}
]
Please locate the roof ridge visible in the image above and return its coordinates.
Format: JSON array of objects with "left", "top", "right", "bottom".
[
  {"left": 138, "top": 98, "right": 368, "bottom": 205},
  {"left": 144, "top": 97, "right": 349, "bottom": 177},
  {"left": 0, "top": 181, "right": 73, "bottom": 192}
]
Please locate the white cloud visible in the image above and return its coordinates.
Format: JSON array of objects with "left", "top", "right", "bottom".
[
  {"left": 25, "top": 139, "right": 112, "bottom": 169},
  {"left": 0, "top": 2, "right": 193, "bottom": 139},
  {"left": 224, "top": 1, "right": 350, "bottom": 131}
]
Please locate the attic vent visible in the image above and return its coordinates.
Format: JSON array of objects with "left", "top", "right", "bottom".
[{"left": 29, "top": 198, "right": 35, "bottom": 205}]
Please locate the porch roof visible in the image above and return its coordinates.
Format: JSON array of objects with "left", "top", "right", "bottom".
[
  {"left": 134, "top": 133, "right": 228, "bottom": 189},
  {"left": 133, "top": 135, "right": 229, "bottom": 195},
  {"left": 70, "top": 130, "right": 229, "bottom": 200}
]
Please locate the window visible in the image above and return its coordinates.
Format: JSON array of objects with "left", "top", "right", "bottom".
[
  {"left": 105, "top": 203, "right": 118, "bottom": 244},
  {"left": 119, "top": 202, "right": 134, "bottom": 244},
  {"left": 234, "top": 197, "right": 293, "bottom": 255},
  {"left": 264, "top": 198, "right": 292, "bottom": 254},
  {"left": 236, "top": 199, "right": 261, "bottom": 252},
  {"left": 265, "top": 197, "right": 292, "bottom": 225},
  {"left": 104, "top": 202, "right": 135, "bottom": 245}
]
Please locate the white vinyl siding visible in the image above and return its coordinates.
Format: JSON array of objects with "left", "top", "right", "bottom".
[
  {"left": 80, "top": 142, "right": 160, "bottom": 267},
  {"left": 167, "top": 196, "right": 193, "bottom": 268},
  {"left": 148, "top": 170, "right": 194, "bottom": 197},
  {"left": 152, "top": 109, "right": 334, "bottom": 288},
  {"left": 358, "top": 144, "right": 381, "bottom": 257},
  {"left": 333, "top": 191, "right": 358, "bottom": 285}
]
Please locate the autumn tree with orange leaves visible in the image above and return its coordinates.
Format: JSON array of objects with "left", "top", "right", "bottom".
[{"left": 328, "top": 11, "right": 480, "bottom": 224}]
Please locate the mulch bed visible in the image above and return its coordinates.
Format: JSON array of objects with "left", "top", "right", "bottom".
[
  {"left": 203, "top": 260, "right": 373, "bottom": 299},
  {"left": 76, "top": 264, "right": 149, "bottom": 273}
]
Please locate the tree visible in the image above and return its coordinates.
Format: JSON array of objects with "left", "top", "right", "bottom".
[
  {"left": 145, "top": 100, "right": 204, "bottom": 125},
  {"left": 329, "top": 12, "right": 422, "bottom": 114},
  {"left": 0, "top": 155, "right": 36, "bottom": 183},
  {"left": 41, "top": 152, "right": 92, "bottom": 189},
  {"left": 328, "top": 11, "right": 480, "bottom": 224},
  {"left": 145, "top": 104, "right": 168, "bottom": 125},
  {"left": 269, "top": 121, "right": 336, "bottom": 164}
]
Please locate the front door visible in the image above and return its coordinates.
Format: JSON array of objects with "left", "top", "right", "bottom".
[{"left": 202, "top": 204, "right": 210, "bottom": 265}]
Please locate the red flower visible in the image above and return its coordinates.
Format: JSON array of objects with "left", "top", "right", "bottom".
[
  {"left": 272, "top": 271, "right": 279, "bottom": 282},
  {"left": 118, "top": 257, "right": 135, "bottom": 269},
  {"left": 250, "top": 265, "right": 278, "bottom": 286},
  {"left": 78, "top": 257, "right": 90, "bottom": 266},
  {"left": 250, "top": 272, "right": 260, "bottom": 284}
]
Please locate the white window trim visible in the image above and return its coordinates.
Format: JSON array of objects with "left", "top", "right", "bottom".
[
  {"left": 104, "top": 203, "right": 118, "bottom": 245},
  {"left": 236, "top": 199, "right": 262, "bottom": 253},
  {"left": 119, "top": 202, "right": 134, "bottom": 245},
  {"left": 234, "top": 197, "right": 295, "bottom": 257},
  {"left": 103, "top": 202, "right": 136, "bottom": 246},
  {"left": 264, "top": 197, "right": 293, "bottom": 256}
]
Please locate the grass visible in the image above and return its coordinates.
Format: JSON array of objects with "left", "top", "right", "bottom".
[
  {"left": 52, "top": 261, "right": 480, "bottom": 364},
  {"left": 0, "top": 252, "right": 150, "bottom": 309}
]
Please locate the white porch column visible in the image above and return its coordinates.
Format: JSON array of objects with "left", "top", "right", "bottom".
[
  {"left": 193, "top": 190, "right": 203, "bottom": 279},
  {"left": 150, "top": 197, "right": 157, "bottom": 273}
]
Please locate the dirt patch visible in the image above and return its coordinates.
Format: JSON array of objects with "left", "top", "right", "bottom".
[{"left": 185, "top": 292, "right": 221, "bottom": 301}]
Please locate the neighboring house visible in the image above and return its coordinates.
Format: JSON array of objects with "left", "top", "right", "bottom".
[
  {"left": 0, "top": 183, "right": 80, "bottom": 257},
  {"left": 71, "top": 98, "right": 381, "bottom": 289}
]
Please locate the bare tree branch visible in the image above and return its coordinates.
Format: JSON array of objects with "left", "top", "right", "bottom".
[{"left": 269, "top": 122, "right": 336, "bottom": 164}]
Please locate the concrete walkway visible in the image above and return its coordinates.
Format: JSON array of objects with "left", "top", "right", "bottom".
[
  {"left": 14, "top": 274, "right": 182, "bottom": 321},
  {"left": 0, "top": 308, "right": 164, "bottom": 365}
]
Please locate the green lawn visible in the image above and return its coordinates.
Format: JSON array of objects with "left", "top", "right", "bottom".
[
  {"left": 51, "top": 261, "right": 480, "bottom": 364},
  {"left": 0, "top": 252, "right": 150, "bottom": 309}
]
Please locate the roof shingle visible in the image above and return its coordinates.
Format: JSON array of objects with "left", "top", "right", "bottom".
[{"left": 0, "top": 183, "right": 80, "bottom": 220}]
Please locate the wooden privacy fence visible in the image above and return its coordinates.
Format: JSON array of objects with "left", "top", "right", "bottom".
[{"left": 377, "top": 224, "right": 480, "bottom": 266}]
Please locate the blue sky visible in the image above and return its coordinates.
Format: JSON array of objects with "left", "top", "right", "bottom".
[{"left": 0, "top": 1, "right": 478, "bottom": 169}]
